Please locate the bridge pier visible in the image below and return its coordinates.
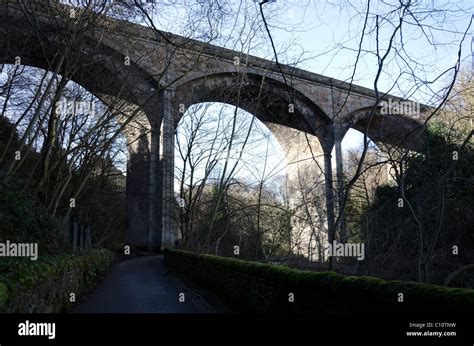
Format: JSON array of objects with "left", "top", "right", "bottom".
[
  {"left": 322, "top": 141, "right": 336, "bottom": 253},
  {"left": 266, "top": 123, "right": 328, "bottom": 259},
  {"left": 147, "top": 118, "right": 161, "bottom": 252},
  {"left": 159, "top": 89, "right": 179, "bottom": 249},
  {"left": 123, "top": 92, "right": 179, "bottom": 252},
  {"left": 264, "top": 121, "right": 350, "bottom": 260},
  {"left": 334, "top": 123, "right": 347, "bottom": 243},
  {"left": 124, "top": 116, "right": 153, "bottom": 251}
]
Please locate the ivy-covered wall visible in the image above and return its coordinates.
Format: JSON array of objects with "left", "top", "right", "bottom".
[
  {"left": 0, "top": 249, "right": 114, "bottom": 313},
  {"left": 164, "top": 249, "right": 474, "bottom": 314}
]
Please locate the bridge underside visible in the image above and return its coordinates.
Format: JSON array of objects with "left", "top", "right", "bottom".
[{"left": 0, "top": 0, "right": 427, "bottom": 253}]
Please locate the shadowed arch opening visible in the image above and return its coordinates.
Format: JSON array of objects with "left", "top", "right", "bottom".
[
  {"left": 173, "top": 101, "right": 293, "bottom": 257},
  {"left": 0, "top": 0, "right": 158, "bottom": 110},
  {"left": 0, "top": 62, "right": 155, "bottom": 249},
  {"left": 345, "top": 106, "right": 427, "bottom": 152},
  {"left": 173, "top": 72, "right": 332, "bottom": 142},
  {"left": 173, "top": 99, "right": 330, "bottom": 260},
  {"left": 337, "top": 128, "right": 391, "bottom": 185}
]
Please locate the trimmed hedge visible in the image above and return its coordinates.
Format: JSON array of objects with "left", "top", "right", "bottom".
[
  {"left": 164, "top": 249, "right": 474, "bottom": 314},
  {"left": 0, "top": 249, "right": 114, "bottom": 313}
]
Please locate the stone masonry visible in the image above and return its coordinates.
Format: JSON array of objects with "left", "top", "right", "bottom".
[{"left": 0, "top": 1, "right": 427, "bottom": 251}]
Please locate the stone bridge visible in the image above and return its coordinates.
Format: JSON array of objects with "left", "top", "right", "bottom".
[{"left": 0, "top": 1, "right": 427, "bottom": 252}]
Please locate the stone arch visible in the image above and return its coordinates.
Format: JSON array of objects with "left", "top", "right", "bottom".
[
  {"left": 329, "top": 105, "right": 427, "bottom": 244},
  {"left": 172, "top": 71, "right": 331, "bottom": 141},
  {"left": 0, "top": 58, "right": 161, "bottom": 249},
  {"left": 341, "top": 106, "right": 427, "bottom": 152},
  {"left": 0, "top": 0, "right": 432, "bottom": 253},
  {"left": 0, "top": 1, "right": 158, "bottom": 113},
  {"left": 0, "top": 0, "right": 168, "bottom": 249},
  {"left": 172, "top": 72, "right": 333, "bottom": 259},
  {"left": 173, "top": 100, "right": 325, "bottom": 257}
]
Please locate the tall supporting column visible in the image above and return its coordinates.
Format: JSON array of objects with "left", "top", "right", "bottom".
[
  {"left": 125, "top": 126, "right": 152, "bottom": 250},
  {"left": 160, "top": 89, "right": 177, "bottom": 248},
  {"left": 148, "top": 118, "right": 161, "bottom": 251},
  {"left": 323, "top": 145, "right": 336, "bottom": 248},
  {"left": 334, "top": 123, "right": 347, "bottom": 242},
  {"left": 265, "top": 122, "right": 326, "bottom": 259},
  {"left": 123, "top": 92, "right": 177, "bottom": 251}
]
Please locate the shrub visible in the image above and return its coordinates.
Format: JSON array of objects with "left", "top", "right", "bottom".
[
  {"left": 0, "top": 179, "right": 68, "bottom": 254},
  {"left": 164, "top": 249, "right": 474, "bottom": 314},
  {"left": 0, "top": 249, "right": 114, "bottom": 313}
]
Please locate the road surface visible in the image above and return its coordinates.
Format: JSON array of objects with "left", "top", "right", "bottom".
[{"left": 72, "top": 255, "right": 221, "bottom": 313}]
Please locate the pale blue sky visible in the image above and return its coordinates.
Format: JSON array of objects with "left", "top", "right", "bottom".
[{"left": 156, "top": 0, "right": 472, "bottom": 99}]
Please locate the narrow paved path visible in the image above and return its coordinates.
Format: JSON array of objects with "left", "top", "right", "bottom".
[{"left": 72, "top": 255, "right": 218, "bottom": 313}]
